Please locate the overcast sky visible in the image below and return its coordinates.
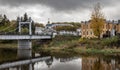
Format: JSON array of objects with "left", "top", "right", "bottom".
[{"left": 0, "top": 0, "right": 119, "bottom": 24}]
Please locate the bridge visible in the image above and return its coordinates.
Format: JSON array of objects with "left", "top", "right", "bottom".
[
  {"left": 0, "top": 56, "right": 51, "bottom": 69},
  {"left": 0, "top": 35, "right": 52, "bottom": 40},
  {"left": 0, "top": 17, "right": 53, "bottom": 49}
]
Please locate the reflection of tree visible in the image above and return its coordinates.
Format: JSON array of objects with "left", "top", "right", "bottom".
[
  {"left": 92, "top": 58, "right": 103, "bottom": 70},
  {"left": 45, "top": 57, "right": 53, "bottom": 68},
  {"left": 0, "top": 49, "right": 17, "bottom": 64},
  {"left": 60, "top": 57, "right": 78, "bottom": 62},
  {"left": 82, "top": 57, "right": 118, "bottom": 70}
]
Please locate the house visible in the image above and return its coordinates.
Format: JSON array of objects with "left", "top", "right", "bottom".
[
  {"left": 35, "top": 27, "right": 44, "bottom": 34},
  {"left": 81, "top": 20, "right": 120, "bottom": 38},
  {"left": 45, "top": 22, "right": 81, "bottom": 36},
  {"left": 45, "top": 24, "right": 53, "bottom": 29}
]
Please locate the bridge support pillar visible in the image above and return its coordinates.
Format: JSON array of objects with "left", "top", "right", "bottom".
[{"left": 18, "top": 40, "right": 32, "bottom": 49}]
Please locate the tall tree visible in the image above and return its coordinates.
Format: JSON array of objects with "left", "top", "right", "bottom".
[
  {"left": 1, "top": 14, "right": 10, "bottom": 26},
  {"left": 23, "top": 13, "right": 28, "bottom": 22},
  {"left": 90, "top": 3, "right": 105, "bottom": 39}
]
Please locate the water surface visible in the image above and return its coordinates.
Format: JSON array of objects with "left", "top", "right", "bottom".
[{"left": 0, "top": 49, "right": 120, "bottom": 70}]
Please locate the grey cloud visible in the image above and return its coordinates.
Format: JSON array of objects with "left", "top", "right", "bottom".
[{"left": 0, "top": 0, "right": 118, "bottom": 11}]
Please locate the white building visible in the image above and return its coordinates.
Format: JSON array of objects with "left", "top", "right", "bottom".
[
  {"left": 58, "top": 29, "right": 81, "bottom": 36},
  {"left": 45, "top": 23, "right": 81, "bottom": 36},
  {"left": 35, "top": 27, "right": 44, "bottom": 34}
]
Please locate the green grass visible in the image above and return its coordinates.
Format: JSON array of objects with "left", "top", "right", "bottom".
[
  {"left": 0, "top": 43, "right": 17, "bottom": 49},
  {"left": 37, "top": 35, "right": 80, "bottom": 48}
]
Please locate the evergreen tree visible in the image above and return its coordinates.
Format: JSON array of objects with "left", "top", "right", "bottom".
[
  {"left": 23, "top": 13, "right": 28, "bottom": 22},
  {"left": 1, "top": 14, "right": 10, "bottom": 26}
]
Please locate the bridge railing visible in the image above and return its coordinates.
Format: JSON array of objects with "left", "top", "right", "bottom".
[{"left": 0, "top": 32, "right": 52, "bottom": 36}]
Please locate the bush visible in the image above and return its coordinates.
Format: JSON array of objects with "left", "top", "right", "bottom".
[{"left": 101, "top": 36, "right": 119, "bottom": 47}]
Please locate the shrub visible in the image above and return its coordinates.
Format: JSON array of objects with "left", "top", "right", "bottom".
[{"left": 101, "top": 36, "right": 119, "bottom": 47}]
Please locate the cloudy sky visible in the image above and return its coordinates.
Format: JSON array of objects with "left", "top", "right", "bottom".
[{"left": 0, "top": 0, "right": 119, "bottom": 24}]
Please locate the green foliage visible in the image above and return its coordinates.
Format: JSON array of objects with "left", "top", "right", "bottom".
[
  {"left": 0, "top": 20, "right": 16, "bottom": 32},
  {"left": 0, "top": 14, "right": 10, "bottom": 26},
  {"left": 79, "top": 36, "right": 120, "bottom": 49},
  {"left": 21, "top": 28, "right": 29, "bottom": 34},
  {"left": 101, "top": 36, "right": 119, "bottom": 47},
  {"left": 43, "top": 35, "right": 80, "bottom": 48},
  {"left": 35, "top": 23, "right": 44, "bottom": 27},
  {"left": 55, "top": 26, "right": 77, "bottom": 31},
  {"left": 79, "top": 38, "right": 89, "bottom": 44},
  {"left": 53, "top": 22, "right": 81, "bottom": 31}
]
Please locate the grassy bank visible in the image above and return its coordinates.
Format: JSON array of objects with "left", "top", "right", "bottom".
[
  {"left": 0, "top": 43, "right": 17, "bottom": 49},
  {"left": 36, "top": 35, "right": 120, "bottom": 55},
  {"left": 79, "top": 36, "right": 120, "bottom": 49},
  {"left": 33, "top": 35, "right": 80, "bottom": 49},
  {"left": 0, "top": 35, "right": 119, "bottom": 55},
  {"left": 39, "top": 47, "right": 120, "bottom": 56}
]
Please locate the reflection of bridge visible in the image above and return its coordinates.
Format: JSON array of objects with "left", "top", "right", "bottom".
[
  {"left": 0, "top": 17, "right": 53, "bottom": 49},
  {"left": 0, "top": 49, "right": 82, "bottom": 70},
  {"left": 0, "top": 56, "right": 51, "bottom": 69}
]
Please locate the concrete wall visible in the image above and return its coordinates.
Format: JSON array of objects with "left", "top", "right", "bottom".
[{"left": 18, "top": 40, "right": 32, "bottom": 49}]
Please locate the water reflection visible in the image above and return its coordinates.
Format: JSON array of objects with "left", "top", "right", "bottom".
[
  {"left": 17, "top": 50, "right": 32, "bottom": 59},
  {"left": 82, "top": 57, "right": 120, "bottom": 70},
  {"left": 0, "top": 49, "right": 120, "bottom": 70},
  {"left": 34, "top": 57, "right": 82, "bottom": 70}
]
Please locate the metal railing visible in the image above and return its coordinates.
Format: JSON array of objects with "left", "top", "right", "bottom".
[{"left": 0, "top": 32, "right": 52, "bottom": 36}]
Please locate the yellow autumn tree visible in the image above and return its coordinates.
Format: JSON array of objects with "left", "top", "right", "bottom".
[{"left": 90, "top": 3, "right": 105, "bottom": 39}]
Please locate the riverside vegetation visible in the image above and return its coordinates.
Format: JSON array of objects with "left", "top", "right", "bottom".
[
  {"left": 33, "top": 35, "right": 120, "bottom": 55},
  {"left": 0, "top": 35, "right": 119, "bottom": 55}
]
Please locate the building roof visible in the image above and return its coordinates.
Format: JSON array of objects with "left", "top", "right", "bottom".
[
  {"left": 81, "top": 20, "right": 120, "bottom": 24},
  {"left": 46, "top": 24, "right": 53, "bottom": 27},
  {"left": 46, "top": 23, "right": 73, "bottom": 27}
]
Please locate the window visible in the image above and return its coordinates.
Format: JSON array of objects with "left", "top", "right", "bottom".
[
  {"left": 91, "top": 31, "right": 92, "bottom": 35},
  {"left": 87, "top": 31, "right": 89, "bottom": 35}
]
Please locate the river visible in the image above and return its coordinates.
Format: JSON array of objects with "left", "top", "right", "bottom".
[{"left": 0, "top": 48, "right": 120, "bottom": 70}]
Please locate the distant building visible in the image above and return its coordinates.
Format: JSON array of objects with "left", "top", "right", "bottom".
[
  {"left": 45, "top": 24, "right": 53, "bottom": 29},
  {"left": 35, "top": 27, "right": 44, "bottom": 34},
  {"left": 58, "top": 29, "right": 81, "bottom": 36},
  {"left": 81, "top": 20, "right": 120, "bottom": 38},
  {"left": 45, "top": 23, "right": 81, "bottom": 36}
]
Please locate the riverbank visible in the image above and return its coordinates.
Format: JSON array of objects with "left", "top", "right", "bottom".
[
  {"left": 0, "top": 35, "right": 119, "bottom": 55},
  {"left": 35, "top": 35, "right": 120, "bottom": 55},
  {"left": 0, "top": 43, "right": 17, "bottom": 49},
  {"left": 37, "top": 47, "right": 120, "bottom": 56}
]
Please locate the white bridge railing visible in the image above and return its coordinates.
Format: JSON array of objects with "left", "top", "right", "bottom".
[{"left": 0, "top": 35, "right": 52, "bottom": 40}]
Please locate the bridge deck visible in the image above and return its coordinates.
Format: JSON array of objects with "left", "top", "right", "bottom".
[
  {"left": 0, "top": 35, "right": 52, "bottom": 40},
  {"left": 0, "top": 56, "right": 51, "bottom": 69}
]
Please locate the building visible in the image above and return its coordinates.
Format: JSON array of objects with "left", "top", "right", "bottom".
[
  {"left": 45, "top": 23, "right": 81, "bottom": 36},
  {"left": 58, "top": 28, "right": 81, "bottom": 36},
  {"left": 81, "top": 20, "right": 120, "bottom": 38},
  {"left": 35, "top": 27, "right": 44, "bottom": 34}
]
